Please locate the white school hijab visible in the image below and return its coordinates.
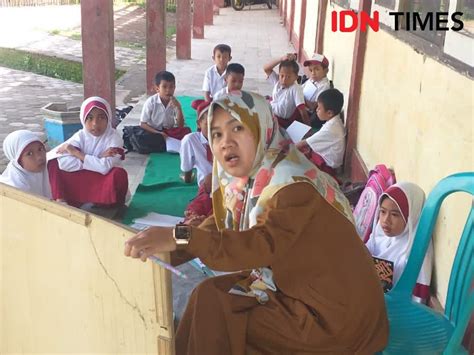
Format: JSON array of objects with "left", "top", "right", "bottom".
[
  {"left": 0, "top": 130, "right": 52, "bottom": 198},
  {"left": 366, "top": 182, "right": 433, "bottom": 291},
  {"left": 66, "top": 96, "right": 123, "bottom": 156}
]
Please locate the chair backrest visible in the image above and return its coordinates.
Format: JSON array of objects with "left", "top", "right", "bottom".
[{"left": 392, "top": 172, "right": 474, "bottom": 351}]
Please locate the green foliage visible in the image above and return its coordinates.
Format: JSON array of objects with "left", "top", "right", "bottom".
[
  {"left": 166, "top": 3, "right": 177, "bottom": 12},
  {"left": 166, "top": 26, "right": 176, "bottom": 39},
  {"left": 0, "top": 48, "right": 125, "bottom": 84}
]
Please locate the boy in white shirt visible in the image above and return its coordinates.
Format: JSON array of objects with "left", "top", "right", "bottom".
[
  {"left": 213, "top": 63, "right": 245, "bottom": 100},
  {"left": 202, "top": 44, "right": 232, "bottom": 101},
  {"left": 296, "top": 89, "right": 345, "bottom": 180},
  {"left": 140, "top": 70, "right": 191, "bottom": 141},
  {"left": 181, "top": 99, "right": 213, "bottom": 225},
  {"left": 263, "top": 53, "right": 310, "bottom": 128},
  {"left": 302, "top": 53, "right": 331, "bottom": 111}
]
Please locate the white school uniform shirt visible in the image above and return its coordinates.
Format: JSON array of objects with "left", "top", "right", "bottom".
[
  {"left": 306, "top": 115, "right": 345, "bottom": 168},
  {"left": 366, "top": 182, "right": 433, "bottom": 302},
  {"left": 180, "top": 132, "right": 212, "bottom": 186},
  {"left": 202, "top": 65, "right": 227, "bottom": 98},
  {"left": 50, "top": 96, "right": 124, "bottom": 175},
  {"left": 140, "top": 94, "right": 177, "bottom": 130},
  {"left": 0, "top": 130, "right": 52, "bottom": 198},
  {"left": 302, "top": 77, "right": 330, "bottom": 103},
  {"left": 267, "top": 71, "right": 305, "bottom": 119},
  {"left": 212, "top": 87, "right": 229, "bottom": 100}
]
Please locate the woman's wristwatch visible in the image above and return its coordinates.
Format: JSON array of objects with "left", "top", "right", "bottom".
[{"left": 173, "top": 224, "right": 192, "bottom": 250}]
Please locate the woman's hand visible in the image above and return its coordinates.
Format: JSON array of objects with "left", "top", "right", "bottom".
[{"left": 124, "top": 226, "right": 176, "bottom": 262}]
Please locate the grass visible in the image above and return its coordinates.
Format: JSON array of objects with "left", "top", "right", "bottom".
[
  {"left": 49, "top": 25, "right": 175, "bottom": 46},
  {"left": 114, "top": 0, "right": 176, "bottom": 11},
  {"left": 166, "top": 25, "right": 176, "bottom": 39},
  {"left": 0, "top": 48, "right": 125, "bottom": 84}
]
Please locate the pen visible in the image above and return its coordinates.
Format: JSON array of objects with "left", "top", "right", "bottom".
[{"left": 148, "top": 255, "right": 188, "bottom": 279}]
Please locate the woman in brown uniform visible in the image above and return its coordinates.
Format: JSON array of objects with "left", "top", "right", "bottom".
[{"left": 124, "top": 92, "right": 388, "bottom": 354}]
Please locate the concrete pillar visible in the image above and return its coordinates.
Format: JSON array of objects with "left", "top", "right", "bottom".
[
  {"left": 81, "top": 1, "right": 115, "bottom": 113},
  {"left": 204, "top": 0, "right": 213, "bottom": 25},
  {"left": 345, "top": 0, "right": 372, "bottom": 178},
  {"left": 193, "top": 0, "right": 205, "bottom": 39},
  {"left": 146, "top": 0, "right": 166, "bottom": 95},
  {"left": 177, "top": 0, "right": 192, "bottom": 59},
  {"left": 298, "top": 0, "right": 306, "bottom": 60}
]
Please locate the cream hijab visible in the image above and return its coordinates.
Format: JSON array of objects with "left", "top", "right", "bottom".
[
  {"left": 0, "top": 130, "right": 51, "bottom": 198},
  {"left": 65, "top": 96, "right": 123, "bottom": 155},
  {"left": 207, "top": 91, "right": 353, "bottom": 231},
  {"left": 366, "top": 182, "right": 433, "bottom": 288}
]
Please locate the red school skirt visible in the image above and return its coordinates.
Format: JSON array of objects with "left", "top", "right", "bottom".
[
  {"left": 48, "top": 158, "right": 128, "bottom": 208},
  {"left": 183, "top": 184, "right": 213, "bottom": 225},
  {"left": 163, "top": 127, "right": 192, "bottom": 140}
]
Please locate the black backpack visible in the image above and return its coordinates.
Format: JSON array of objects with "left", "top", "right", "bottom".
[{"left": 122, "top": 126, "right": 166, "bottom": 154}]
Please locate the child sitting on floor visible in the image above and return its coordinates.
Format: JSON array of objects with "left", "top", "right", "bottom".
[
  {"left": 263, "top": 53, "right": 310, "bottom": 128},
  {"left": 180, "top": 99, "right": 213, "bottom": 226},
  {"left": 140, "top": 70, "right": 191, "bottom": 142},
  {"left": 0, "top": 130, "right": 51, "bottom": 198},
  {"left": 296, "top": 89, "right": 345, "bottom": 180},
  {"left": 213, "top": 63, "right": 245, "bottom": 100},
  {"left": 302, "top": 53, "right": 331, "bottom": 129},
  {"left": 366, "top": 182, "right": 433, "bottom": 304},
  {"left": 202, "top": 43, "right": 232, "bottom": 101},
  {"left": 47, "top": 96, "right": 128, "bottom": 208}
]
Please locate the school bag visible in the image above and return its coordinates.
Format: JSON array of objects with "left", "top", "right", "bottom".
[
  {"left": 122, "top": 125, "right": 166, "bottom": 154},
  {"left": 353, "top": 164, "right": 396, "bottom": 242}
]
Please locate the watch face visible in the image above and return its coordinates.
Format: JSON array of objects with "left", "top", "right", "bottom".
[{"left": 175, "top": 225, "right": 191, "bottom": 240}]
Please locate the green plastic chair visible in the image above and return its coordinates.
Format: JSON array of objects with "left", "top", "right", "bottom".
[{"left": 381, "top": 172, "right": 473, "bottom": 355}]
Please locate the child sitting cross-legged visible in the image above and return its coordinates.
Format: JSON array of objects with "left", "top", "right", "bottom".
[
  {"left": 296, "top": 88, "right": 345, "bottom": 181},
  {"left": 180, "top": 99, "right": 213, "bottom": 226},
  {"left": 0, "top": 130, "right": 51, "bottom": 198},
  {"left": 263, "top": 53, "right": 310, "bottom": 128},
  {"left": 140, "top": 70, "right": 192, "bottom": 142},
  {"left": 365, "top": 182, "right": 433, "bottom": 304},
  {"left": 47, "top": 96, "right": 128, "bottom": 208}
]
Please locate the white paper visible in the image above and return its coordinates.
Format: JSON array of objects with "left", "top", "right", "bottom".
[
  {"left": 286, "top": 120, "right": 312, "bottom": 143},
  {"left": 166, "top": 137, "right": 181, "bottom": 153},
  {"left": 133, "top": 212, "right": 183, "bottom": 227}
]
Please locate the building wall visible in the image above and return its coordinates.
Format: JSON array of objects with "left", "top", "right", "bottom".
[
  {"left": 1, "top": 185, "right": 174, "bottom": 353},
  {"left": 302, "top": 0, "right": 318, "bottom": 59},
  {"left": 293, "top": 0, "right": 302, "bottom": 41},
  {"left": 321, "top": 2, "right": 355, "bottom": 114},
  {"left": 285, "top": 0, "right": 473, "bottom": 307},
  {"left": 358, "top": 29, "right": 473, "bottom": 304}
]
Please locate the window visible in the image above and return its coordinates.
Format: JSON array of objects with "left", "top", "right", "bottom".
[
  {"left": 402, "top": 0, "right": 450, "bottom": 45},
  {"left": 375, "top": 0, "right": 396, "bottom": 10},
  {"left": 330, "top": 0, "right": 350, "bottom": 9},
  {"left": 456, "top": 0, "right": 474, "bottom": 38},
  {"left": 373, "top": 0, "right": 473, "bottom": 75}
]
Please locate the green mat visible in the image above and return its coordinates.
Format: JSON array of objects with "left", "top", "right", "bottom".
[{"left": 122, "top": 95, "right": 202, "bottom": 225}]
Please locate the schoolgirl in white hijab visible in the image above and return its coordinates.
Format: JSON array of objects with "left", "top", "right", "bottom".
[
  {"left": 0, "top": 130, "right": 52, "bottom": 198},
  {"left": 50, "top": 96, "right": 124, "bottom": 175},
  {"left": 366, "top": 181, "right": 433, "bottom": 303}
]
